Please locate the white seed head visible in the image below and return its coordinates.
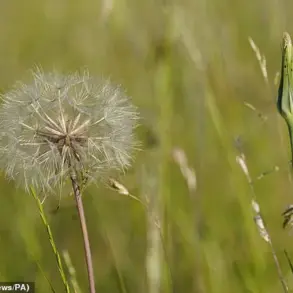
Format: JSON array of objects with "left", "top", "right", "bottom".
[{"left": 0, "top": 69, "right": 138, "bottom": 194}]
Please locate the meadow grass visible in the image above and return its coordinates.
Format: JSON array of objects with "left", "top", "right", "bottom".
[{"left": 0, "top": 0, "right": 293, "bottom": 292}]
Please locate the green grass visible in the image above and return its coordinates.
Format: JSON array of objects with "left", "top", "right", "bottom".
[{"left": 0, "top": 0, "right": 293, "bottom": 292}]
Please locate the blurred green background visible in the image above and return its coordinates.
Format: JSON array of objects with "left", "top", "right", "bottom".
[{"left": 0, "top": 0, "right": 293, "bottom": 292}]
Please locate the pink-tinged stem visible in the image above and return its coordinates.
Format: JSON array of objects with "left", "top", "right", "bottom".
[{"left": 70, "top": 174, "right": 96, "bottom": 293}]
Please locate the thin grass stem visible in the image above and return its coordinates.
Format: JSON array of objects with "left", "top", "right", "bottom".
[
  {"left": 29, "top": 187, "right": 71, "bottom": 293},
  {"left": 236, "top": 155, "right": 289, "bottom": 293}
]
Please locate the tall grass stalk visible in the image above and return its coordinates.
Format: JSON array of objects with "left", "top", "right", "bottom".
[
  {"left": 155, "top": 57, "right": 173, "bottom": 293},
  {"left": 63, "top": 250, "right": 82, "bottom": 293},
  {"left": 236, "top": 155, "right": 289, "bottom": 293},
  {"left": 30, "top": 187, "right": 71, "bottom": 293}
]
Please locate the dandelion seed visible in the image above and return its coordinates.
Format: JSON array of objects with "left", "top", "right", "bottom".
[
  {"left": 0, "top": 69, "right": 139, "bottom": 293},
  {"left": 0, "top": 69, "right": 139, "bottom": 194}
]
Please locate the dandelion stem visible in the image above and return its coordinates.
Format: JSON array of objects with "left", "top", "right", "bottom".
[{"left": 70, "top": 173, "right": 96, "bottom": 293}]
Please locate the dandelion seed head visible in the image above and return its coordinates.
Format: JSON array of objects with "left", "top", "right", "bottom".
[{"left": 0, "top": 69, "right": 138, "bottom": 194}]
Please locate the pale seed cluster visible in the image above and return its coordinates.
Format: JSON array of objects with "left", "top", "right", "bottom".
[{"left": 0, "top": 69, "right": 138, "bottom": 193}]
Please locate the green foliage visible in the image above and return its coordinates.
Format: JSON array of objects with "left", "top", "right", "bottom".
[{"left": 0, "top": 0, "right": 293, "bottom": 292}]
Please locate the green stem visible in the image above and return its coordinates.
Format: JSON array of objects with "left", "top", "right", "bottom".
[
  {"left": 288, "top": 124, "right": 293, "bottom": 167},
  {"left": 30, "top": 187, "right": 71, "bottom": 293}
]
